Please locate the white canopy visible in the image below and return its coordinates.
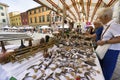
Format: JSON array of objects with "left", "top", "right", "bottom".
[
  {"left": 2, "top": 25, "right": 10, "bottom": 29},
  {"left": 12, "top": 26, "right": 18, "bottom": 29},
  {"left": 25, "top": 26, "right": 33, "bottom": 29},
  {"left": 18, "top": 27, "right": 24, "bottom": 29},
  {"left": 53, "top": 31, "right": 59, "bottom": 34},
  {"left": 59, "top": 24, "right": 69, "bottom": 28},
  {"left": 34, "top": 0, "right": 118, "bottom": 22},
  {"left": 40, "top": 26, "right": 51, "bottom": 29}
]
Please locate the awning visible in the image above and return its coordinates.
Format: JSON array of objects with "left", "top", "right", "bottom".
[
  {"left": 34, "top": 0, "right": 118, "bottom": 22},
  {"left": 59, "top": 24, "right": 69, "bottom": 28},
  {"left": 40, "top": 25, "right": 51, "bottom": 29},
  {"left": 0, "top": 32, "right": 32, "bottom": 41}
]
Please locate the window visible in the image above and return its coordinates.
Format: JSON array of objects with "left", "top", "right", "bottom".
[
  {"left": 55, "top": 16, "right": 58, "bottom": 22},
  {"left": 30, "top": 18, "right": 32, "bottom": 23},
  {"left": 45, "top": 7, "right": 46, "bottom": 11},
  {"left": 46, "top": 7, "right": 50, "bottom": 11},
  {"left": 47, "top": 15, "right": 50, "bottom": 22},
  {"left": 29, "top": 11, "right": 32, "bottom": 15},
  {"left": 46, "top": 7, "right": 48, "bottom": 11},
  {"left": 39, "top": 8, "right": 41, "bottom": 12},
  {"left": 1, "top": 13, "right": 4, "bottom": 16},
  {"left": 39, "top": 16, "right": 41, "bottom": 22},
  {"left": 0, "top": 6, "right": 3, "bottom": 10},
  {"left": 34, "top": 17, "right": 37, "bottom": 23},
  {"left": 34, "top": 10, "right": 36, "bottom": 14},
  {"left": 52, "top": 17, "right": 54, "bottom": 22},
  {"left": 57, "top": 16, "right": 59, "bottom": 22},
  {"left": 60, "top": 17, "right": 62, "bottom": 21},
  {"left": 42, "top": 15, "right": 45, "bottom": 22},
  {"left": 42, "top": 7, "right": 44, "bottom": 12},
  {"left": 41, "top": 15, "right": 45, "bottom": 22},
  {"left": 2, "top": 19, "right": 6, "bottom": 22}
]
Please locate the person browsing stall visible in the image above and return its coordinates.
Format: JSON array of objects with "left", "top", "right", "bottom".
[
  {"left": 96, "top": 7, "right": 120, "bottom": 80},
  {"left": 88, "top": 21, "right": 103, "bottom": 42}
]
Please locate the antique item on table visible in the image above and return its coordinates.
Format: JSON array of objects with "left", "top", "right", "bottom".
[
  {"left": 9, "top": 33, "right": 102, "bottom": 80},
  {"left": 32, "top": 75, "right": 37, "bottom": 79},
  {"left": 45, "top": 73, "right": 53, "bottom": 80},
  {"left": 22, "top": 73, "right": 30, "bottom": 80},
  {"left": 84, "top": 61, "right": 96, "bottom": 66},
  {"left": 43, "top": 51, "right": 49, "bottom": 58},
  {"left": 84, "top": 72, "right": 95, "bottom": 80},
  {"left": 49, "top": 64, "right": 57, "bottom": 71},
  {"left": 76, "top": 76, "right": 81, "bottom": 80}
]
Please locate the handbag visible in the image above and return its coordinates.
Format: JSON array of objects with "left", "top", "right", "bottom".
[
  {"left": 95, "top": 25, "right": 111, "bottom": 60},
  {"left": 95, "top": 44, "right": 111, "bottom": 59}
]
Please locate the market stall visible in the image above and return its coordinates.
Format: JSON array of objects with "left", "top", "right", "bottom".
[{"left": 1, "top": 34, "right": 105, "bottom": 80}]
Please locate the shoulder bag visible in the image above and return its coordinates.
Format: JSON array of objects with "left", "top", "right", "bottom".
[{"left": 95, "top": 25, "right": 111, "bottom": 60}]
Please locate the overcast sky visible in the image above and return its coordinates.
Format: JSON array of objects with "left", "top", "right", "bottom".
[{"left": 0, "top": 0, "right": 40, "bottom": 13}]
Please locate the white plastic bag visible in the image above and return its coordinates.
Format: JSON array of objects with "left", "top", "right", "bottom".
[{"left": 95, "top": 44, "right": 111, "bottom": 59}]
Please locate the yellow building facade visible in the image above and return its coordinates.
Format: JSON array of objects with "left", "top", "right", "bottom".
[
  {"left": 27, "top": 6, "right": 51, "bottom": 27},
  {"left": 9, "top": 12, "right": 22, "bottom": 27}
]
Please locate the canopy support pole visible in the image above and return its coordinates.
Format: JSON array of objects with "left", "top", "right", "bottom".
[
  {"left": 19, "top": 39, "right": 26, "bottom": 49},
  {"left": 1, "top": 41, "right": 6, "bottom": 53},
  {"left": 29, "top": 39, "right": 32, "bottom": 46},
  {"left": 62, "top": 0, "right": 66, "bottom": 36}
]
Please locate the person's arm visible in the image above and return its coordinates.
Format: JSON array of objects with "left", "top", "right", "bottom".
[
  {"left": 97, "top": 36, "right": 120, "bottom": 46},
  {"left": 89, "top": 33, "right": 96, "bottom": 38}
]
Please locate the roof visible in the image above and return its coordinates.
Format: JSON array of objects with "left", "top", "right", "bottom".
[
  {"left": 27, "top": 5, "right": 50, "bottom": 12},
  {"left": 0, "top": 2, "right": 9, "bottom": 7}
]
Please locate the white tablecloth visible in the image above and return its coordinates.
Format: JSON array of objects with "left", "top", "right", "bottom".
[{"left": 1, "top": 45, "right": 105, "bottom": 80}]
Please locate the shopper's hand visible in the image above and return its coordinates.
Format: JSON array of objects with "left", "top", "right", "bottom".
[
  {"left": 97, "top": 40, "right": 105, "bottom": 46},
  {"left": 85, "top": 35, "right": 91, "bottom": 38}
]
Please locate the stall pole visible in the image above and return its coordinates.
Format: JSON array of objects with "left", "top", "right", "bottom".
[
  {"left": 1, "top": 41, "right": 6, "bottom": 53},
  {"left": 62, "top": 0, "right": 66, "bottom": 36},
  {"left": 19, "top": 39, "right": 26, "bottom": 49},
  {"left": 29, "top": 39, "right": 32, "bottom": 46}
]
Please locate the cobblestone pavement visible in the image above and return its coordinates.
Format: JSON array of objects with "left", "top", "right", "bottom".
[{"left": 112, "top": 53, "right": 120, "bottom": 80}]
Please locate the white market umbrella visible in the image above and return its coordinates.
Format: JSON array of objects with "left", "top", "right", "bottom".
[
  {"left": 40, "top": 25, "right": 51, "bottom": 29},
  {"left": 18, "top": 27, "right": 24, "bottom": 29},
  {"left": 12, "top": 26, "right": 18, "bottom": 29},
  {"left": 2, "top": 25, "right": 10, "bottom": 29},
  {"left": 53, "top": 31, "right": 59, "bottom": 34},
  {"left": 25, "top": 26, "right": 33, "bottom": 29},
  {"left": 59, "top": 24, "right": 69, "bottom": 28}
]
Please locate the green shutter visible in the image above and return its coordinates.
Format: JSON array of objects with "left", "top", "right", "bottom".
[{"left": 0, "top": 6, "right": 3, "bottom": 10}]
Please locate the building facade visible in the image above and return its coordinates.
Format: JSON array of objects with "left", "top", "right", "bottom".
[
  {"left": 27, "top": 6, "right": 63, "bottom": 28},
  {"left": 9, "top": 11, "right": 20, "bottom": 18},
  {"left": 20, "top": 12, "right": 29, "bottom": 26},
  {"left": 9, "top": 6, "right": 63, "bottom": 27},
  {"left": 27, "top": 6, "right": 51, "bottom": 27},
  {"left": 50, "top": 11, "right": 63, "bottom": 27},
  {"left": 0, "top": 2, "right": 9, "bottom": 28},
  {"left": 9, "top": 12, "right": 22, "bottom": 27}
]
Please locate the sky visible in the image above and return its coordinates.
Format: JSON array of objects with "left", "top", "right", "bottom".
[{"left": 0, "top": 0, "right": 40, "bottom": 13}]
